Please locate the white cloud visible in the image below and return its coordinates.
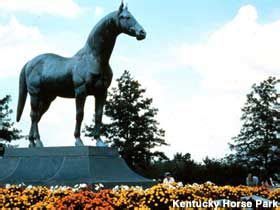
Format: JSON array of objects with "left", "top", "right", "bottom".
[
  {"left": 113, "top": 4, "right": 280, "bottom": 161},
  {"left": 167, "top": 4, "right": 280, "bottom": 160},
  {"left": 0, "top": 0, "right": 82, "bottom": 18},
  {"left": 94, "top": 6, "right": 104, "bottom": 17},
  {"left": 0, "top": 17, "right": 49, "bottom": 77},
  {"left": 178, "top": 5, "right": 280, "bottom": 92}
]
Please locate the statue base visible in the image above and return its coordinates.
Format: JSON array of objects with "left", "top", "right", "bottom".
[{"left": 0, "top": 146, "right": 155, "bottom": 188}]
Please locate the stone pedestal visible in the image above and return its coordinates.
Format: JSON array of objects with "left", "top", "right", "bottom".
[{"left": 0, "top": 146, "right": 155, "bottom": 187}]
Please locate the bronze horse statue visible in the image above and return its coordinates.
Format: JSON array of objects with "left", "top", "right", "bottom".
[{"left": 16, "top": 2, "right": 146, "bottom": 147}]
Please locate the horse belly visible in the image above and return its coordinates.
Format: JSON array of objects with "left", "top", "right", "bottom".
[
  {"left": 41, "top": 68, "right": 75, "bottom": 98},
  {"left": 42, "top": 78, "right": 75, "bottom": 98}
]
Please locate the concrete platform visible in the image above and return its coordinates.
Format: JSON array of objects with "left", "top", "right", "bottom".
[{"left": 0, "top": 146, "right": 155, "bottom": 187}]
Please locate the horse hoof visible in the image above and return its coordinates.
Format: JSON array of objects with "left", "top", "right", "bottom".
[
  {"left": 75, "top": 138, "right": 84, "bottom": 146},
  {"left": 35, "top": 139, "right": 44, "bottom": 148},
  {"left": 96, "top": 138, "right": 108, "bottom": 147},
  {"left": 29, "top": 142, "right": 36, "bottom": 148}
]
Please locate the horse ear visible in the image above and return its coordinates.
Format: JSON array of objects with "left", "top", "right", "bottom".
[
  {"left": 125, "top": 3, "right": 128, "bottom": 10},
  {"left": 118, "top": 1, "right": 124, "bottom": 14}
]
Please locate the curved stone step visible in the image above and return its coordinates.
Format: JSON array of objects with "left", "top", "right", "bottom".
[{"left": 0, "top": 146, "right": 155, "bottom": 188}]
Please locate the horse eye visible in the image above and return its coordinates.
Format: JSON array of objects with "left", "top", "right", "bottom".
[{"left": 120, "top": 15, "right": 130, "bottom": 20}]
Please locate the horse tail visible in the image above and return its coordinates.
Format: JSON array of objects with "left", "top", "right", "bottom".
[{"left": 16, "top": 64, "right": 28, "bottom": 122}]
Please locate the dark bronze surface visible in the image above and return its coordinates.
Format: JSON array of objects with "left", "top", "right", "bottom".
[
  {"left": 0, "top": 144, "right": 4, "bottom": 156},
  {"left": 16, "top": 3, "right": 146, "bottom": 147},
  {"left": 0, "top": 146, "right": 155, "bottom": 187}
]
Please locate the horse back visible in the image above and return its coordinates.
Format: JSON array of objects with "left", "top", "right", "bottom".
[{"left": 25, "top": 53, "right": 75, "bottom": 97}]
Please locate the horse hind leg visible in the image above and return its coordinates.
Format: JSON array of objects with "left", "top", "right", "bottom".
[
  {"left": 38, "top": 97, "right": 54, "bottom": 122},
  {"left": 35, "top": 98, "right": 54, "bottom": 147},
  {"left": 29, "top": 95, "right": 43, "bottom": 147}
]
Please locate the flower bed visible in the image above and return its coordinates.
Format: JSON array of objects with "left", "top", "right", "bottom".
[{"left": 0, "top": 183, "right": 279, "bottom": 209}]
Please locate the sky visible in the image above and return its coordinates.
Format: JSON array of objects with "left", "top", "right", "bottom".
[{"left": 0, "top": 0, "right": 280, "bottom": 161}]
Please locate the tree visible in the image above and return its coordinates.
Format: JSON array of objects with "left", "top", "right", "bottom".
[
  {"left": 202, "top": 157, "right": 247, "bottom": 185},
  {"left": 151, "top": 153, "right": 247, "bottom": 185},
  {"left": 230, "top": 77, "right": 280, "bottom": 176},
  {"left": 84, "top": 70, "right": 168, "bottom": 173},
  {"left": 0, "top": 95, "right": 22, "bottom": 143},
  {"left": 169, "top": 153, "right": 198, "bottom": 183}
]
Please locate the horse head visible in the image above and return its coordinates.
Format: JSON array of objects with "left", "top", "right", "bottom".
[{"left": 117, "top": 2, "right": 146, "bottom": 40}]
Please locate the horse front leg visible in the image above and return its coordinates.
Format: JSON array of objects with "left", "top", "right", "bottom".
[
  {"left": 74, "top": 96, "right": 86, "bottom": 146},
  {"left": 93, "top": 92, "right": 107, "bottom": 146}
]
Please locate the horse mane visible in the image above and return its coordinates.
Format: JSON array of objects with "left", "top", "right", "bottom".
[{"left": 74, "top": 11, "right": 118, "bottom": 57}]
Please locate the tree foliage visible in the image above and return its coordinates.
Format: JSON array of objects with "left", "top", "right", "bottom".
[
  {"left": 0, "top": 95, "right": 22, "bottom": 142},
  {"left": 84, "top": 70, "right": 167, "bottom": 172},
  {"left": 149, "top": 153, "right": 248, "bottom": 185},
  {"left": 231, "top": 77, "right": 280, "bottom": 175}
]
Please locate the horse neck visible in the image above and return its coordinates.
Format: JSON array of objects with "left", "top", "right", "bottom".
[{"left": 85, "top": 12, "right": 120, "bottom": 63}]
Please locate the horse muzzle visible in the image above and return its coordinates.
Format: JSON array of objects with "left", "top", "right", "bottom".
[{"left": 136, "top": 29, "right": 146, "bottom": 40}]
